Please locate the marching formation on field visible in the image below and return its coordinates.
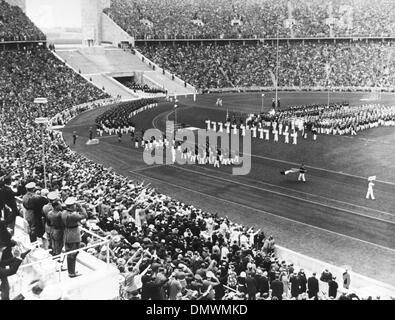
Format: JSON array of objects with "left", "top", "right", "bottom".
[{"left": 204, "top": 102, "right": 395, "bottom": 145}]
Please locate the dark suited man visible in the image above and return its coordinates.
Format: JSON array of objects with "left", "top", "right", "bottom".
[
  {"left": 307, "top": 272, "right": 320, "bottom": 300},
  {"left": 61, "top": 197, "right": 87, "bottom": 278},
  {"left": 0, "top": 176, "right": 19, "bottom": 233},
  {"left": 245, "top": 271, "right": 257, "bottom": 300},
  {"left": 0, "top": 221, "right": 31, "bottom": 300},
  {"left": 298, "top": 269, "right": 307, "bottom": 294},
  {"left": 290, "top": 272, "right": 300, "bottom": 299},
  {"left": 328, "top": 276, "right": 339, "bottom": 299},
  {"left": 22, "top": 182, "right": 40, "bottom": 242},
  {"left": 271, "top": 275, "right": 284, "bottom": 300},
  {"left": 255, "top": 268, "right": 269, "bottom": 297}
]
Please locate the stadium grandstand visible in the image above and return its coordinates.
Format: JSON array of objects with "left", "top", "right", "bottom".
[{"left": 0, "top": 0, "right": 395, "bottom": 303}]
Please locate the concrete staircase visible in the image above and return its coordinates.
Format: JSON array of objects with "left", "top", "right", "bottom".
[{"left": 55, "top": 45, "right": 194, "bottom": 100}]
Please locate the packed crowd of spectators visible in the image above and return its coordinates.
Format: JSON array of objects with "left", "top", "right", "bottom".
[
  {"left": 105, "top": 0, "right": 395, "bottom": 39},
  {"left": 138, "top": 41, "right": 395, "bottom": 90},
  {"left": 0, "top": 0, "right": 46, "bottom": 42}
]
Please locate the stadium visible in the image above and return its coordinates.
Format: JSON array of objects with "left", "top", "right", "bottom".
[{"left": 0, "top": 0, "right": 395, "bottom": 302}]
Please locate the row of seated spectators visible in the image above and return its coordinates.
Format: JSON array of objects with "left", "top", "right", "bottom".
[
  {"left": 138, "top": 41, "right": 395, "bottom": 90},
  {"left": 105, "top": 0, "right": 395, "bottom": 39},
  {"left": 0, "top": 48, "right": 367, "bottom": 300},
  {"left": 123, "top": 81, "right": 166, "bottom": 94},
  {"left": 0, "top": 0, "right": 46, "bottom": 42}
]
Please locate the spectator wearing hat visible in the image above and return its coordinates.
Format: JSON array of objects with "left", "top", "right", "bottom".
[
  {"left": 22, "top": 182, "right": 41, "bottom": 242},
  {"left": 42, "top": 192, "right": 63, "bottom": 252},
  {"left": 307, "top": 273, "right": 319, "bottom": 300},
  {"left": 61, "top": 197, "right": 88, "bottom": 277},
  {"left": 47, "top": 194, "right": 65, "bottom": 256}
]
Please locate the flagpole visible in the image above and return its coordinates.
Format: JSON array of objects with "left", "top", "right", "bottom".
[{"left": 275, "top": 28, "right": 279, "bottom": 109}]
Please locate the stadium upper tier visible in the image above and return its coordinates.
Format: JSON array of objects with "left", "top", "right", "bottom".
[
  {"left": 104, "top": 0, "right": 395, "bottom": 40},
  {"left": 138, "top": 41, "right": 395, "bottom": 90},
  {"left": 0, "top": 0, "right": 45, "bottom": 42}
]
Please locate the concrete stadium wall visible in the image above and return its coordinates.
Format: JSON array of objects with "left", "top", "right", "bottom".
[
  {"left": 101, "top": 13, "right": 135, "bottom": 47},
  {"left": 275, "top": 245, "right": 395, "bottom": 299}
]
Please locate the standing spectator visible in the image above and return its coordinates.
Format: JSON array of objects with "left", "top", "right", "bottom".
[
  {"left": 255, "top": 269, "right": 269, "bottom": 297},
  {"left": 0, "top": 176, "right": 19, "bottom": 233},
  {"left": 328, "top": 276, "right": 339, "bottom": 299},
  {"left": 61, "top": 197, "right": 87, "bottom": 278},
  {"left": 271, "top": 276, "right": 284, "bottom": 300},
  {"left": 245, "top": 271, "right": 257, "bottom": 300},
  {"left": 22, "top": 182, "right": 40, "bottom": 242},
  {"left": 343, "top": 269, "right": 351, "bottom": 289},
  {"left": 307, "top": 272, "right": 319, "bottom": 300},
  {"left": 298, "top": 269, "right": 307, "bottom": 294},
  {"left": 290, "top": 272, "right": 300, "bottom": 299}
]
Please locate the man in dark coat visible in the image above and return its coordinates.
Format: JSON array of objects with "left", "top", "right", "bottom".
[
  {"left": 307, "top": 272, "right": 319, "bottom": 300},
  {"left": 245, "top": 271, "right": 257, "bottom": 300},
  {"left": 0, "top": 221, "right": 31, "bottom": 300},
  {"left": 298, "top": 269, "right": 307, "bottom": 294},
  {"left": 290, "top": 272, "right": 300, "bottom": 299},
  {"left": 270, "top": 276, "right": 283, "bottom": 300},
  {"left": 0, "top": 176, "right": 19, "bottom": 232},
  {"left": 255, "top": 269, "right": 269, "bottom": 297},
  {"left": 328, "top": 276, "right": 339, "bottom": 299}
]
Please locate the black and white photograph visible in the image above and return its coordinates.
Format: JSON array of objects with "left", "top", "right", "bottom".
[{"left": 0, "top": 0, "right": 395, "bottom": 307}]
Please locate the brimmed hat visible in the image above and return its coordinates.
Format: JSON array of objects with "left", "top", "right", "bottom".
[
  {"left": 47, "top": 191, "right": 60, "bottom": 201},
  {"left": 26, "top": 182, "right": 36, "bottom": 189},
  {"left": 64, "top": 197, "right": 77, "bottom": 206},
  {"left": 131, "top": 242, "right": 141, "bottom": 249}
]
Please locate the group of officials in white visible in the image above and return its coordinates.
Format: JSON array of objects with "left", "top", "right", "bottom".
[{"left": 204, "top": 117, "right": 311, "bottom": 145}]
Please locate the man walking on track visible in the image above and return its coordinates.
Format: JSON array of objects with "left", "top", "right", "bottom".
[{"left": 366, "top": 176, "right": 376, "bottom": 200}]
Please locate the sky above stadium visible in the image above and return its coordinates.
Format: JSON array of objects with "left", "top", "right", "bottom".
[{"left": 26, "top": 0, "right": 82, "bottom": 29}]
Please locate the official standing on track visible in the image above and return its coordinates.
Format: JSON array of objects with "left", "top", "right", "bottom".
[{"left": 298, "top": 163, "right": 307, "bottom": 182}]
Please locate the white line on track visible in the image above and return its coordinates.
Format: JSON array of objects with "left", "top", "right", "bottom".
[
  {"left": 168, "top": 165, "right": 395, "bottom": 225},
  {"left": 129, "top": 164, "right": 166, "bottom": 173},
  {"left": 248, "top": 153, "right": 395, "bottom": 186},
  {"left": 130, "top": 170, "right": 395, "bottom": 254},
  {"left": 185, "top": 163, "right": 395, "bottom": 218}
]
